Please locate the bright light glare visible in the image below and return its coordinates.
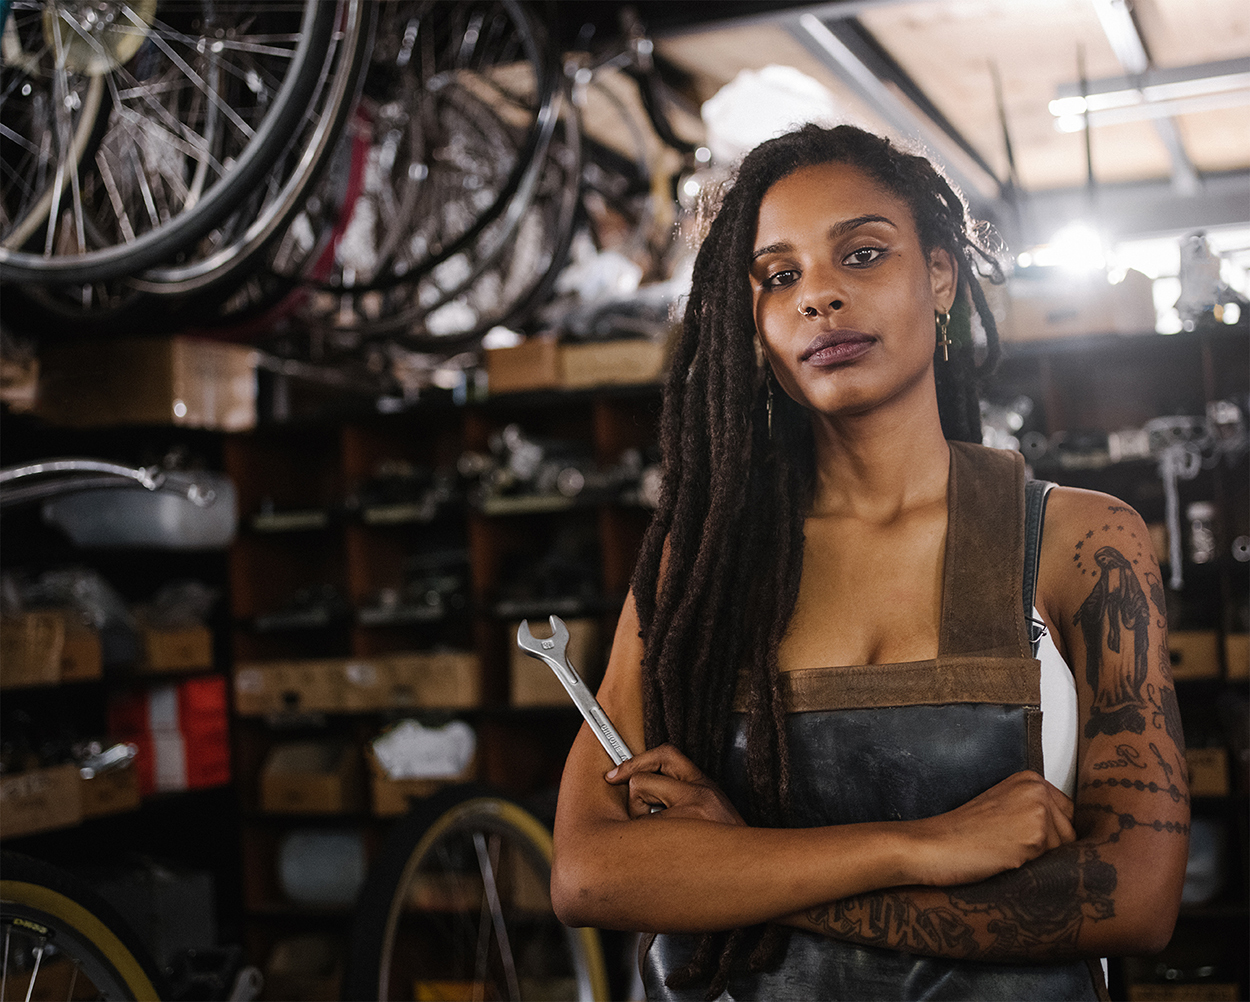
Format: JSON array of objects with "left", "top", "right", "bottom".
[
  {"left": 1028, "top": 223, "right": 1107, "bottom": 273},
  {"left": 683, "top": 177, "right": 701, "bottom": 198},
  {"left": 1223, "top": 302, "right": 1242, "bottom": 324}
]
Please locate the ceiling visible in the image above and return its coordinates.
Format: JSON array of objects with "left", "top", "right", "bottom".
[{"left": 597, "top": 0, "right": 1250, "bottom": 249}]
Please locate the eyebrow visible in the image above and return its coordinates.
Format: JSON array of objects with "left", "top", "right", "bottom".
[{"left": 751, "top": 214, "right": 898, "bottom": 262}]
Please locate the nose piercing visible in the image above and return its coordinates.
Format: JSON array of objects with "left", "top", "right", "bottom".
[{"left": 797, "top": 300, "right": 842, "bottom": 317}]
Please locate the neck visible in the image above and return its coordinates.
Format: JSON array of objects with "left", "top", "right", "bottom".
[{"left": 807, "top": 384, "right": 952, "bottom": 521}]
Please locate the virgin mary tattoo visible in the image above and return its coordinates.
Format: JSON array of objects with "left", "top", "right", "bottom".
[{"left": 1076, "top": 546, "right": 1150, "bottom": 738}]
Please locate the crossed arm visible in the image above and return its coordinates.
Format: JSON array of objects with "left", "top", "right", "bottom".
[
  {"left": 551, "top": 491, "right": 1188, "bottom": 961},
  {"left": 784, "top": 494, "right": 1189, "bottom": 960}
]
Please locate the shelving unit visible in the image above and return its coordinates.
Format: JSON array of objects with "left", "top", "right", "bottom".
[
  {"left": 987, "top": 324, "right": 1250, "bottom": 1000},
  {"left": 223, "top": 386, "right": 660, "bottom": 993},
  {"left": 0, "top": 417, "right": 243, "bottom": 969}
]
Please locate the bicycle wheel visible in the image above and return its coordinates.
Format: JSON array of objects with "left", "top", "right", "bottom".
[
  {"left": 0, "top": 851, "right": 165, "bottom": 1001},
  {"left": 0, "top": 0, "right": 335, "bottom": 285},
  {"left": 345, "top": 785, "right": 609, "bottom": 1002}
]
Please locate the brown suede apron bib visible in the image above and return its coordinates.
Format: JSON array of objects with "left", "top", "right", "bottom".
[{"left": 642, "top": 443, "right": 1104, "bottom": 1002}]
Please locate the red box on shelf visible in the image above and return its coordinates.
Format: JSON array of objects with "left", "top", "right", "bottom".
[{"left": 108, "top": 677, "right": 231, "bottom": 796}]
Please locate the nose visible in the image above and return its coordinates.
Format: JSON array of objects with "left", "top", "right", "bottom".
[{"left": 796, "top": 264, "right": 845, "bottom": 318}]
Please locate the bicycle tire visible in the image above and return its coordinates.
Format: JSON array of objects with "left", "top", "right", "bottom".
[
  {"left": 0, "top": 0, "right": 336, "bottom": 285},
  {"left": 0, "top": 851, "right": 165, "bottom": 1001},
  {"left": 344, "top": 784, "right": 609, "bottom": 1002}
]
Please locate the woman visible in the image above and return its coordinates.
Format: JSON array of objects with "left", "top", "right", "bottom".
[{"left": 550, "top": 125, "right": 1188, "bottom": 1001}]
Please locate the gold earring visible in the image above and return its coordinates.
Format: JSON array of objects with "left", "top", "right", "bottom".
[{"left": 936, "top": 310, "right": 952, "bottom": 362}]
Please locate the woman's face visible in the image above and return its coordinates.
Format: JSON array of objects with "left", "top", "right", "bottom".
[{"left": 749, "top": 161, "right": 956, "bottom": 421}]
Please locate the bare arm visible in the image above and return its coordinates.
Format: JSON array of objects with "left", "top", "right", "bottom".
[
  {"left": 789, "top": 493, "right": 1189, "bottom": 959},
  {"left": 550, "top": 592, "right": 1075, "bottom": 933}
]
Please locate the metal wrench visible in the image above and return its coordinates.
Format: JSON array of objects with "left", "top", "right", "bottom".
[{"left": 516, "top": 615, "right": 634, "bottom": 766}]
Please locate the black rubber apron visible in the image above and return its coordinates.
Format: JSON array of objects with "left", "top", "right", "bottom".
[{"left": 642, "top": 442, "right": 1105, "bottom": 1001}]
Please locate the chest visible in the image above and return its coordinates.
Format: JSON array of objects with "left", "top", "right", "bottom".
[{"left": 779, "top": 508, "right": 948, "bottom": 670}]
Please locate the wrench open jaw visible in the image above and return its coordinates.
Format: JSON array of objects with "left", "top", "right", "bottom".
[
  {"left": 516, "top": 615, "right": 573, "bottom": 680},
  {"left": 515, "top": 614, "right": 635, "bottom": 766}
]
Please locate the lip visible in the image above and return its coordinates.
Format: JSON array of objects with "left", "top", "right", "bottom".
[{"left": 800, "top": 329, "right": 876, "bottom": 367}]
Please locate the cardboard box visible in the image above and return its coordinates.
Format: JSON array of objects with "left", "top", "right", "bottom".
[
  {"left": 59, "top": 618, "right": 103, "bottom": 682},
  {"left": 1225, "top": 633, "right": 1248, "bottom": 681},
  {"left": 263, "top": 936, "right": 343, "bottom": 1002},
  {"left": 485, "top": 336, "right": 560, "bottom": 394},
  {"left": 1167, "top": 631, "right": 1220, "bottom": 681},
  {"left": 386, "top": 652, "right": 481, "bottom": 709},
  {"left": 559, "top": 339, "right": 667, "bottom": 389},
  {"left": 140, "top": 624, "right": 213, "bottom": 673},
  {"left": 81, "top": 764, "right": 142, "bottom": 818},
  {"left": 108, "top": 678, "right": 231, "bottom": 795},
  {"left": 35, "top": 336, "right": 257, "bottom": 431},
  {"left": 261, "top": 742, "right": 362, "bottom": 814},
  {"left": 1003, "top": 268, "right": 1156, "bottom": 342},
  {"left": 0, "top": 612, "right": 64, "bottom": 688},
  {"left": 366, "top": 745, "right": 476, "bottom": 817},
  {"left": 1186, "top": 747, "right": 1229, "bottom": 797},
  {"left": 234, "top": 653, "right": 480, "bottom": 716},
  {"left": 509, "top": 618, "right": 600, "bottom": 707},
  {"left": 0, "top": 763, "right": 83, "bottom": 838}
]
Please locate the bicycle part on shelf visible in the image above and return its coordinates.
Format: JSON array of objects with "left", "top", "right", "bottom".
[
  {"left": 344, "top": 785, "right": 609, "bottom": 1002},
  {"left": 0, "top": 0, "right": 337, "bottom": 285},
  {"left": 0, "top": 850, "right": 166, "bottom": 1001}
]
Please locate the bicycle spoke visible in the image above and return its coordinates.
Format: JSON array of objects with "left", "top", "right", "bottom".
[
  {"left": 23, "top": 940, "right": 43, "bottom": 1002},
  {"left": 473, "top": 831, "right": 520, "bottom": 1001},
  {"left": 2, "top": 923, "right": 10, "bottom": 1002}
]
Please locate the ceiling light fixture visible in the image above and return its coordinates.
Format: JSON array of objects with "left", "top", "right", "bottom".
[{"left": 1050, "top": 58, "right": 1250, "bottom": 132}]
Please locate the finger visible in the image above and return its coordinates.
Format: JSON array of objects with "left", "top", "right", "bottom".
[
  {"left": 607, "top": 744, "right": 704, "bottom": 784},
  {"left": 626, "top": 772, "right": 695, "bottom": 815}
]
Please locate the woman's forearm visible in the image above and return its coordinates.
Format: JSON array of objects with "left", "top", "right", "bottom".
[
  {"left": 786, "top": 810, "right": 1186, "bottom": 961},
  {"left": 552, "top": 813, "right": 915, "bottom": 932}
]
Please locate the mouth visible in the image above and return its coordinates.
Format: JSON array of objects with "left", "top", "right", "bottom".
[{"left": 800, "top": 330, "right": 876, "bottom": 367}]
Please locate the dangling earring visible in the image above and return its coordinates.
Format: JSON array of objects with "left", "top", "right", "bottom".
[
  {"left": 766, "top": 368, "right": 775, "bottom": 439},
  {"left": 935, "top": 310, "right": 952, "bottom": 362}
]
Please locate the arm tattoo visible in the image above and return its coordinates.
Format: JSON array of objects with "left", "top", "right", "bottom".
[
  {"left": 1077, "top": 802, "right": 1190, "bottom": 838},
  {"left": 1146, "top": 682, "right": 1186, "bottom": 754},
  {"left": 1091, "top": 744, "right": 1148, "bottom": 770},
  {"left": 1074, "top": 546, "right": 1150, "bottom": 738},
  {"left": 806, "top": 844, "right": 1117, "bottom": 961}
]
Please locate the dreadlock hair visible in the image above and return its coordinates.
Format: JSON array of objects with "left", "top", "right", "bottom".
[{"left": 630, "top": 124, "right": 1006, "bottom": 999}]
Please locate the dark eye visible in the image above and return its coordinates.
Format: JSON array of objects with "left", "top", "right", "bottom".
[
  {"left": 844, "top": 246, "right": 885, "bottom": 266},
  {"left": 765, "top": 269, "right": 798, "bottom": 289}
]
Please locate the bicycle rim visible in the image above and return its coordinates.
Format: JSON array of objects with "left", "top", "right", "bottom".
[
  {"left": 1, "top": 854, "right": 163, "bottom": 1001},
  {"left": 346, "top": 787, "right": 608, "bottom": 1002},
  {"left": 0, "top": 0, "right": 335, "bottom": 285}
]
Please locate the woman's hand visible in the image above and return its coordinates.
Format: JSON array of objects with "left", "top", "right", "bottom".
[
  {"left": 907, "top": 770, "right": 1076, "bottom": 887},
  {"left": 605, "top": 743, "right": 746, "bottom": 825}
]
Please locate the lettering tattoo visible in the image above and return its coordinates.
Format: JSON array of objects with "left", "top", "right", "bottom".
[
  {"left": 806, "top": 843, "right": 1117, "bottom": 961},
  {"left": 1076, "top": 546, "right": 1150, "bottom": 738},
  {"left": 806, "top": 894, "right": 980, "bottom": 958},
  {"left": 1092, "top": 744, "right": 1148, "bottom": 770}
]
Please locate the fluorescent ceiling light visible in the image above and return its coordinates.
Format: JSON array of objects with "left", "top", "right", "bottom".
[{"left": 1050, "top": 58, "right": 1250, "bottom": 131}]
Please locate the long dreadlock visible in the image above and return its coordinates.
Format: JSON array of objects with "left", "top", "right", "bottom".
[{"left": 630, "top": 125, "right": 1006, "bottom": 998}]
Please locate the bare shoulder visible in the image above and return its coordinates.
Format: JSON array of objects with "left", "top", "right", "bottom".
[{"left": 1036, "top": 487, "right": 1165, "bottom": 644}]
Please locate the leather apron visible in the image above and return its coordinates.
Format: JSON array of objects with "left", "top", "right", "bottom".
[{"left": 642, "top": 442, "right": 1105, "bottom": 1002}]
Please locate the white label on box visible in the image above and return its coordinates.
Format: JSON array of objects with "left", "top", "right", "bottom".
[
  {"left": 153, "top": 732, "right": 187, "bottom": 792},
  {"left": 344, "top": 661, "right": 378, "bottom": 687},
  {"left": 148, "top": 685, "right": 180, "bottom": 732},
  {"left": 235, "top": 668, "right": 263, "bottom": 694}
]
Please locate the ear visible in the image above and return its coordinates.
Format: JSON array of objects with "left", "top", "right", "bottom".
[{"left": 927, "top": 247, "right": 958, "bottom": 311}]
